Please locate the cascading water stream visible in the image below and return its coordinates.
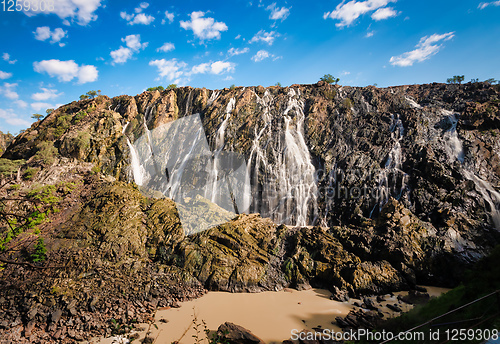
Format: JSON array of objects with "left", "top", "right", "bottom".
[
  {"left": 206, "top": 98, "right": 235, "bottom": 204},
  {"left": 371, "top": 114, "right": 408, "bottom": 217},
  {"left": 244, "top": 89, "right": 318, "bottom": 227},
  {"left": 440, "top": 109, "right": 500, "bottom": 230}
]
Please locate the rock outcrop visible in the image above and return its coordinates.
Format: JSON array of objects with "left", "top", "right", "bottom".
[{"left": 0, "top": 82, "right": 499, "bottom": 342}]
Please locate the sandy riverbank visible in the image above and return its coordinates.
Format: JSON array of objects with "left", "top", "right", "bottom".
[{"left": 95, "top": 286, "right": 450, "bottom": 344}]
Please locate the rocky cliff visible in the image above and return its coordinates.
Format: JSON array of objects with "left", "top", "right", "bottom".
[{"left": 0, "top": 82, "right": 499, "bottom": 341}]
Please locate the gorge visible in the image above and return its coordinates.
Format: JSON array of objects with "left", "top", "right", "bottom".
[{"left": 0, "top": 81, "right": 499, "bottom": 342}]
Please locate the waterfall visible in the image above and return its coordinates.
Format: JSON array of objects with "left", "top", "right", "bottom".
[
  {"left": 207, "top": 90, "right": 220, "bottom": 106},
  {"left": 463, "top": 171, "right": 500, "bottom": 230},
  {"left": 442, "top": 110, "right": 465, "bottom": 163},
  {"left": 440, "top": 110, "right": 499, "bottom": 230},
  {"left": 372, "top": 114, "right": 409, "bottom": 216},
  {"left": 205, "top": 98, "right": 235, "bottom": 205},
  {"left": 123, "top": 121, "right": 147, "bottom": 186},
  {"left": 244, "top": 88, "right": 318, "bottom": 227}
]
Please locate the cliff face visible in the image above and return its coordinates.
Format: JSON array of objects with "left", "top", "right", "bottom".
[
  {"left": 2, "top": 82, "right": 500, "bottom": 294},
  {"left": 0, "top": 131, "right": 14, "bottom": 155}
]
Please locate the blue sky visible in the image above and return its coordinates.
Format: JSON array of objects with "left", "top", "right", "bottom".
[{"left": 0, "top": 0, "right": 499, "bottom": 133}]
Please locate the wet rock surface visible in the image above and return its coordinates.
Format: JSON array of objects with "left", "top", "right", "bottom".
[{"left": 0, "top": 82, "right": 499, "bottom": 342}]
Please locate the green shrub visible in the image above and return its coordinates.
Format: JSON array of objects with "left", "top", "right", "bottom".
[
  {"left": 343, "top": 98, "right": 353, "bottom": 109},
  {"left": 9, "top": 184, "right": 20, "bottom": 190},
  {"left": 53, "top": 114, "right": 71, "bottom": 138},
  {"left": 166, "top": 84, "right": 177, "bottom": 90},
  {"left": 0, "top": 158, "right": 25, "bottom": 176},
  {"left": 30, "top": 237, "right": 47, "bottom": 262},
  {"left": 147, "top": 86, "right": 165, "bottom": 92},
  {"left": 91, "top": 165, "right": 101, "bottom": 175},
  {"left": 75, "top": 132, "right": 91, "bottom": 151},
  {"left": 27, "top": 184, "right": 59, "bottom": 204},
  {"left": 33, "top": 141, "right": 58, "bottom": 165},
  {"left": 23, "top": 167, "right": 39, "bottom": 180},
  {"left": 73, "top": 111, "right": 87, "bottom": 123}
]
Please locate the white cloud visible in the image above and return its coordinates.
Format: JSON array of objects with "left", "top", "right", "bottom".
[
  {"left": 31, "top": 102, "right": 54, "bottom": 111},
  {"left": 130, "top": 13, "right": 155, "bottom": 25},
  {"left": 110, "top": 47, "right": 133, "bottom": 64},
  {"left": 149, "top": 59, "right": 187, "bottom": 81},
  {"left": 228, "top": 47, "right": 249, "bottom": 56},
  {"left": 162, "top": 11, "right": 174, "bottom": 24},
  {"left": 190, "top": 61, "right": 235, "bottom": 75},
  {"left": 249, "top": 30, "right": 280, "bottom": 45},
  {"left": 120, "top": 4, "right": 155, "bottom": 25},
  {"left": 34, "top": 26, "right": 68, "bottom": 44},
  {"left": 33, "top": 59, "right": 98, "bottom": 83},
  {"left": 31, "top": 88, "right": 61, "bottom": 101},
  {"left": 324, "top": 0, "right": 398, "bottom": 27},
  {"left": 366, "top": 30, "right": 374, "bottom": 37},
  {"left": 150, "top": 58, "right": 235, "bottom": 82},
  {"left": 235, "top": 34, "right": 241, "bottom": 39},
  {"left": 251, "top": 50, "right": 271, "bottom": 62},
  {"left": 23, "top": 0, "right": 103, "bottom": 25},
  {"left": 191, "top": 63, "right": 210, "bottom": 75},
  {"left": 478, "top": 1, "right": 500, "bottom": 9},
  {"left": 157, "top": 42, "right": 175, "bottom": 52},
  {"left": 123, "top": 34, "right": 148, "bottom": 50},
  {"left": 2, "top": 53, "right": 16, "bottom": 65},
  {"left": 0, "top": 109, "right": 31, "bottom": 126},
  {"left": 111, "top": 35, "right": 148, "bottom": 64},
  {"left": 266, "top": 3, "right": 290, "bottom": 21},
  {"left": 0, "top": 71, "right": 12, "bottom": 79},
  {"left": 371, "top": 7, "right": 398, "bottom": 20},
  {"left": 390, "top": 32, "right": 455, "bottom": 67},
  {"left": 180, "top": 11, "right": 228, "bottom": 41},
  {"left": 0, "top": 83, "right": 19, "bottom": 100},
  {"left": 136, "top": 2, "right": 149, "bottom": 12},
  {"left": 15, "top": 100, "right": 28, "bottom": 108},
  {"left": 210, "top": 61, "right": 235, "bottom": 74}
]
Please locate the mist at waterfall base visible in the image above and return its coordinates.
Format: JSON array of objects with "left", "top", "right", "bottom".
[{"left": 123, "top": 92, "right": 500, "bottom": 235}]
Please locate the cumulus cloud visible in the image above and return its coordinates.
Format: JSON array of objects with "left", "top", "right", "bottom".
[
  {"left": 0, "top": 109, "right": 31, "bottom": 126},
  {"left": 251, "top": 50, "right": 271, "bottom": 62},
  {"left": 120, "top": 3, "right": 155, "bottom": 25},
  {"left": 157, "top": 42, "right": 175, "bottom": 52},
  {"left": 324, "top": 0, "right": 398, "bottom": 27},
  {"left": 34, "top": 26, "right": 68, "bottom": 45},
  {"left": 110, "top": 47, "right": 133, "bottom": 64},
  {"left": 390, "top": 32, "right": 455, "bottom": 67},
  {"left": 266, "top": 3, "right": 290, "bottom": 21},
  {"left": 31, "top": 87, "right": 61, "bottom": 101},
  {"left": 162, "top": 11, "right": 174, "bottom": 24},
  {"left": 0, "top": 83, "right": 19, "bottom": 100},
  {"left": 15, "top": 100, "right": 28, "bottom": 108},
  {"left": 190, "top": 61, "right": 235, "bottom": 75},
  {"left": 180, "top": 11, "right": 228, "bottom": 41},
  {"left": 0, "top": 71, "right": 12, "bottom": 79},
  {"left": 33, "top": 59, "right": 98, "bottom": 83},
  {"left": 249, "top": 30, "right": 280, "bottom": 45},
  {"left": 371, "top": 7, "right": 398, "bottom": 20},
  {"left": 2, "top": 53, "right": 16, "bottom": 65},
  {"left": 150, "top": 58, "right": 235, "bottom": 82},
  {"left": 478, "top": 1, "right": 500, "bottom": 9},
  {"left": 123, "top": 34, "right": 148, "bottom": 50},
  {"left": 149, "top": 59, "right": 187, "bottom": 81},
  {"left": 23, "top": 0, "right": 103, "bottom": 25},
  {"left": 227, "top": 47, "right": 249, "bottom": 56},
  {"left": 111, "top": 35, "right": 148, "bottom": 64}
]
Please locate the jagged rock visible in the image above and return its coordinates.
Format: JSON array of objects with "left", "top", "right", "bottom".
[
  {"left": 217, "top": 322, "right": 265, "bottom": 344},
  {"left": 330, "top": 286, "right": 349, "bottom": 302},
  {"left": 387, "top": 304, "right": 402, "bottom": 312}
]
